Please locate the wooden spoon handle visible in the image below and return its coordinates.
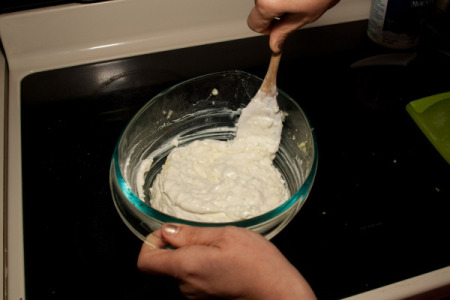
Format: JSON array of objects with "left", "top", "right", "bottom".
[{"left": 260, "top": 52, "right": 282, "bottom": 95}]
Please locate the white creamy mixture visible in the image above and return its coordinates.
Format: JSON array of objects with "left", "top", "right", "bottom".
[{"left": 143, "top": 89, "right": 289, "bottom": 222}]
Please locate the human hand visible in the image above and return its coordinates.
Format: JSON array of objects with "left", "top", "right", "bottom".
[
  {"left": 137, "top": 223, "right": 316, "bottom": 300},
  {"left": 247, "top": 0, "right": 340, "bottom": 52}
]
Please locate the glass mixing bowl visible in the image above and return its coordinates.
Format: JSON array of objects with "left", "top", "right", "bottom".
[{"left": 110, "top": 70, "right": 318, "bottom": 241}]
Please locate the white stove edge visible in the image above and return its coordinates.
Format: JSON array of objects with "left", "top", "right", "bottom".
[
  {"left": 343, "top": 267, "right": 450, "bottom": 300},
  {"left": 1, "top": 0, "right": 448, "bottom": 299},
  {"left": 0, "top": 0, "right": 371, "bottom": 79},
  {"left": 1, "top": 45, "right": 6, "bottom": 300}
]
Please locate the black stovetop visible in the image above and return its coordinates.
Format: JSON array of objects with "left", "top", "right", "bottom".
[{"left": 20, "top": 21, "right": 450, "bottom": 300}]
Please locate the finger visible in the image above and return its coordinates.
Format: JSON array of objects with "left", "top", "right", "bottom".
[
  {"left": 247, "top": 7, "right": 271, "bottom": 34},
  {"left": 138, "top": 224, "right": 219, "bottom": 273},
  {"left": 137, "top": 234, "right": 179, "bottom": 276},
  {"left": 137, "top": 230, "right": 180, "bottom": 275},
  {"left": 144, "top": 230, "right": 165, "bottom": 249},
  {"left": 137, "top": 247, "right": 178, "bottom": 276},
  {"left": 138, "top": 225, "right": 226, "bottom": 277},
  {"left": 269, "top": 14, "right": 310, "bottom": 52},
  {"left": 161, "top": 223, "right": 227, "bottom": 248},
  {"left": 247, "top": 6, "right": 279, "bottom": 35}
]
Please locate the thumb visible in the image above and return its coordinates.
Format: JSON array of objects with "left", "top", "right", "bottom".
[
  {"left": 137, "top": 224, "right": 221, "bottom": 277},
  {"left": 161, "top": 223, "right": 221, "bottom": 248}
]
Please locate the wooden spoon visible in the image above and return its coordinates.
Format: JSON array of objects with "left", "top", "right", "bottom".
[
  {"left": 235, "top": 52, "right": 283, "bottom": 154},
  {"left": 259, "top": 52, "right": 282, "bottom": 96}
]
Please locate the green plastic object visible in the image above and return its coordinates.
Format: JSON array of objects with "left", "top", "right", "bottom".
[{"left": 406, "top": 91, "right": 450, "bottom": 164}]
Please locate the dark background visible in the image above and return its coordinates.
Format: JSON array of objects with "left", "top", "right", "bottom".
[
  {"left": 0, "top": 0, "right": 105, "bottom": 14},
  {"left": 19, "top": 17, "right": 450, "bottom": 300}
]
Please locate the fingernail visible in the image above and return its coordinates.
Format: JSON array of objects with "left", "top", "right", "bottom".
[{"left": 163, "top": 224, "right": 179, "bottom": 236}]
